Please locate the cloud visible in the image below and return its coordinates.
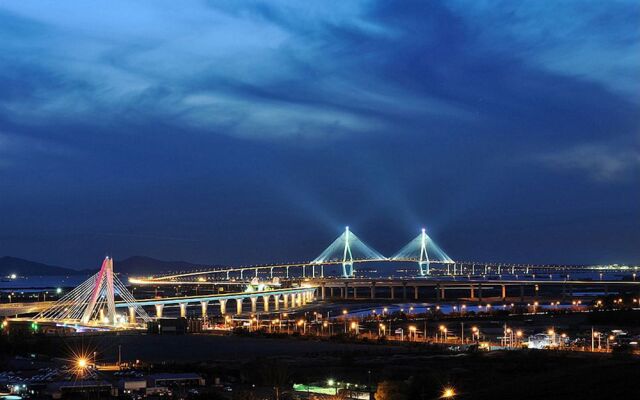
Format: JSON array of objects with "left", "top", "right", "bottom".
[
  {"left": 0, "top": 1, "right": 478, "bottom": 142},
  {"left": 537, "top": 144, "right": 640, "bottom": 182},
  {"left": 447, "top": 0, "right": 640, "bottom": 100}
]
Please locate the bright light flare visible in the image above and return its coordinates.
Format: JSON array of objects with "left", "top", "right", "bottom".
[{"left": 441, "top": 387, "right": 456, "bottom": 398}]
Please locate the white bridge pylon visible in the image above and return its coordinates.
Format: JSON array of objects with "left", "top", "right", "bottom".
[
  {"left": 36, "top": 257, "right": 150, "bottom": 326},
  {"left": 392, "top": 228, "right": 454, "bottom": 276},
  {"left": 312, "top": 226, "right": 386, "bottom": 278}
]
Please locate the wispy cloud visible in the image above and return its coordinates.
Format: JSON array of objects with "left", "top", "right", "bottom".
[
  {"left": 448, "top": 0, "right": 640, "bottom": 99},
  {"left": 537, "top": 144, "right": 640, "bottom": 182}
]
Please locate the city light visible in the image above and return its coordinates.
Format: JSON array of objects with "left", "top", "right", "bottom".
[{"left": 441, "top": 386, "right": 456, "bottom": 398}]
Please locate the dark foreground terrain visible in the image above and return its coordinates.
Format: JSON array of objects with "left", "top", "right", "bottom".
[{"left": 1, "top": 332, "right": 639, "bottom": 399}]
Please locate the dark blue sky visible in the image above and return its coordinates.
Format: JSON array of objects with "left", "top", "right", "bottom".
[{"left": 1, "top": 1, "right": 639, "bottom": 268}]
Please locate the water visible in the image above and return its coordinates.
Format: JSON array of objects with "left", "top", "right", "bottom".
[
  {"left": 339, "top": 302, "right": 578, "bottom": 319},
  {"left": 0, "top": 275, "right": 88, "bottom": 292}
]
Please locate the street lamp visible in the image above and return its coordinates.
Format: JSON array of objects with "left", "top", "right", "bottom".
[
  {"left": 439, "top": 325, "right": 447, "bottom": 343},
  {"left": 441, "top": 386, "right": 456, "bottom": 398},
  {"left": 342, "top": 309, "right": 348, "bottom": 333},
  {"left": 409, "top": 325, "right": 417, "bottom": 341},
  {"left": 471, "top": 326, "right": 479, "bottom": 342},
  {"left": 75, "top": 357, "right": 89, "bottom": 377},
  {"left": 547, "top": 329, "right": 555, "bottom": 347},
  {"left": 607, "top": 335, "right": 614, "bottom": 352}
]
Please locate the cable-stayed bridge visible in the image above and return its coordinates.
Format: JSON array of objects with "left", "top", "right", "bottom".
[
  {"left": 135, "top": 226, "right": 637, "bottom": 284},
  {"left": 145, "top": 226, "right": 456, "bottom": 283},
  {"left": 4, "top": 227, "right": 638, "bottom": 330}
]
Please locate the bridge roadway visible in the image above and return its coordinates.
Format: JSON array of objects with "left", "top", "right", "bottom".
[
  {"left": 134, "top": 258, "right": 629, "bottom": 283},
  {"left": 311, "top": 277, "right": 640, "bottom": 303},
  {"left": 0, "top": 286, "right": 316, "bottom": 319}
]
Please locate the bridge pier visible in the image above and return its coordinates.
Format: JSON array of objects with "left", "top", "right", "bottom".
[
  {"left": 370, "top": 283, "right": 376, "bottom": 299},
  {"left": 478, "top": 283, "right": 483, "bottom": 302},
  {"left": 501, "top": 285, "right": 506, "bottom": 301},
  {"left": 520, "top": 285, "right": 525, "bottom": 303},
  {"left": 283, "top": 294, "right": 289, "bottom": 309},
  {"left": 353, "top": 286, "right": 358, "bottom": 299},
  {"left": 402, "top": 283, "right": 407, "bottom": 300},
  {"left": 569, "top": 285, "right": 573, "bottom": 299},
  {"left": 179, "top": 303, "right": 187, "bottom": 318},
  {"left": 414, "top": 286, "right": 419, "bottom": 300},
  {"left": 236, "top": 298, "right": 243, "bottom": 315},
  {"left": 219, "top": 299, "right": 227, "bottom": 315},
  {"left": 250, "top": 297, "right": 257, "bottom": 313},
  {"left": 263, "top": 296, "right": 270, "bottom": 312},
  {"left": 200, "top": 301, "right": 208, "bottom": 318},
  {"left": 155, "top": 304, "right": 164, "bottom": 319},
  {"left": 441, "top": 285, "right": 446, "bottom": 300},
  {"left": 273, "top": 295, "right": 280, "bottom": 311},
  {"left": 436, "top": 284, "right": 441, "bottom": 302},
  {"left": 390, "top": 286, "right": 395, "bottom": 300},
  {"left": 470, "top": 285, "right": 475, "bottom": 299},
  {"left": 129, "top": 306, "right": 136, "bottom": 324}
]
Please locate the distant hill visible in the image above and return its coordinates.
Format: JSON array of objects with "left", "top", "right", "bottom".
[
  {"left": 0, "top": 255, "right": 208, "bottom": 278},
  {"left": 113, "top": 256, "right": 202, "bottom": 276},
  {"left": 0, "top": 256, "right": 85, "bottom": 277}
]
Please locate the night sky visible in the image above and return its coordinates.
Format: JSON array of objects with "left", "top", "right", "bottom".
[{"left": 1, "top": 1, "right": 639, "bottom": 268}]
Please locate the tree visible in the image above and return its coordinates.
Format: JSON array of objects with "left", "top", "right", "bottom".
[{"left": 374, "top": 380, "right": 408, "bottom": 400}]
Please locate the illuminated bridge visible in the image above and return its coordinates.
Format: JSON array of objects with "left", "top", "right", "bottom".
[
  {"left": 139, "top": 226, "right": 636, "bottom": 285},
  {"left": 3, "top": 227, "right": 637, "bottom": 328},
  {"left": 2, "top": 257, "right": 315, "bottom": 327}
]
